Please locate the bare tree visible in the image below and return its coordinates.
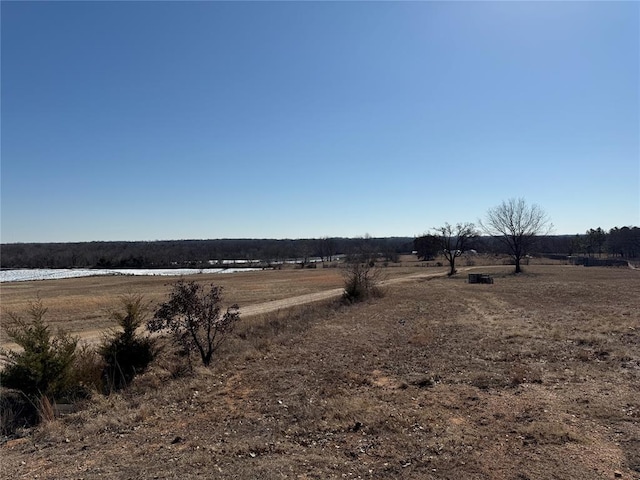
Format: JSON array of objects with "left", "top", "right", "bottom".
[
  {"left": 434, "top": 223, "right": 478, "bottom": 276},
  {"left": 480, "top": 198, "right": 552, "bottom": 273},
  {"left": 341, "top": 241, "right": 384, "bottom": 302},
  {"left": 317, "top": 237, "right": 336, "bottom": 263},
  {"left": 148, "top": 280, "right": 240, "bottom": 367},
  {"left": 341, "top": 256, "right": 384, "bottom": 303}
]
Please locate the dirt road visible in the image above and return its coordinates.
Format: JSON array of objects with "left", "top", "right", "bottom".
[{"left": 239, "top": 268, "right": 454, "bottom": 316}]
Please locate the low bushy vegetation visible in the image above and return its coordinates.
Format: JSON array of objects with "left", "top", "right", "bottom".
[
  {"left": 0, "top": 299, "right": 87, "bottom": 434},
  {"left": 148, "top": 280, "right": 240, "bottom": 367},
  {"left": 0, "top": 388, "right": 38, "bottom": 436},
  {"left": 99, "top": 294, "right": 156, "bottom": 392},
  {"left": 1, "top": 281, "right": 240, "bottom": 434},
  {"left": 0, "top": 299, "right": 80, "bottom": 402},
  {"left": 341, "top": 255, "right": 384, "bottom": 303},
  {"left": 1, "top": 295, "right": 157, "bottom": 434}
]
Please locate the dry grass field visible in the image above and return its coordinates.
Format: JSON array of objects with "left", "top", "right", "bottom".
[
  {"left": 1, "top": 262, "right": 639, "bottom": 479},
  {"left": 0, "top": 261, "right": 432, "bottom": 346},
  {"left": 0, "top": 267, "right": 340, "bottom": 345}
]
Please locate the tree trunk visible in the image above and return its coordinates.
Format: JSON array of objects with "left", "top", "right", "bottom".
[
  {"left": 514, "top": 257, "right": 522, "bottom": 273},
  {"left": 202, "top": 350, "right": 212, "bottom": 366},
  {"left": 448, "top": 258, "right": 456, "bottom": 276}
]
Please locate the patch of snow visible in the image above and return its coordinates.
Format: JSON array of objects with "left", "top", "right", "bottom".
[{"left": 0, "top": 268, "right": 262, "bottom": 283}]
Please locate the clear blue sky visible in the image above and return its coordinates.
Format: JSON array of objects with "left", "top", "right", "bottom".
[{"left": 1, "top": 1, "right": 638, "bottom": 243}]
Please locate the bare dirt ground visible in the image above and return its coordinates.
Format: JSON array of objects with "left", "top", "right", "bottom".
[{"left": 1, "top": 263, "right": 639, "bottom": 479}]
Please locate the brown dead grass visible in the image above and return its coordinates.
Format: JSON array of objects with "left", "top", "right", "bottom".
[
  {"left": 1, "top": 264, "right": 639, "bottom": 479},
  {"left": 0, "top": 263, "right": 434, "bottom": 345},
  {"left": 0, "top": 268, "right": 334, "bottom": 342}
]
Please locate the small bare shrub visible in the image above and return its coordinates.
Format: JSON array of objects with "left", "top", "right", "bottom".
[
  {"left": 341, "top": 255, "right": 384, "bottom": 303},
  {"left": 148, "top": 280, "right": 240, "bottom": 367}
]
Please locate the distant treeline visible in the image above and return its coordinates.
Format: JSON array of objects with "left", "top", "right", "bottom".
[
  {"left": 0, "top": 237, "right": 415, "bottom": 269},
  {"left": 564, "top": 226, "right": 640, "bottom": 259},
  {"left": 414, "top": 226, "right": 640, "bottom": 261},
  {"left": 2, "top": 227, "right": 638, "bottom": 269}
]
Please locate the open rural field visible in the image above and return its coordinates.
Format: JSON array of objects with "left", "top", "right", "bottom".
[
  {"left": 0, "top": 266, "right": 341, "bottom": 346},
  {"left": 0, "top": 256, "right": 453, "bottom": 347},
  {"left": 1, "top": 264, "right": 639, "bottom": 479},
  {"left": 0, "top": 255, "right": 560, "bottom": 346}
]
